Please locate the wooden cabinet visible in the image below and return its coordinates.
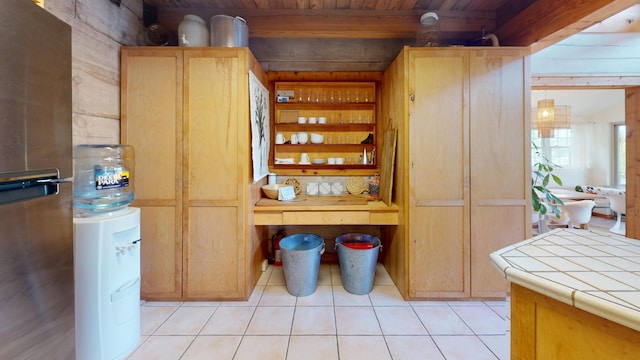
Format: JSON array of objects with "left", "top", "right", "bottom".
[
  {"left": 270, "top": 81, "right": 378, "bottom": 176},
  {"left": 381, "top": 47, "right": 530, "bottom": 299},
  {"left": 121, "top": 47, "right": 267, "bottom": 300}
]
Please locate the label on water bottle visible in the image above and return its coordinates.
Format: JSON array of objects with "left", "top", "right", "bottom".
[{"left": 94, "top": 166, "right": 130, "bottom": 190}]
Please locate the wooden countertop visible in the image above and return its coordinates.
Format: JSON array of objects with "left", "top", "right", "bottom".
[
  {"left": 490, "top": 228, "right": 640, "bottom": 332},
  {"left": 254, "top": 194, "right": 399, "bottom": 225}
]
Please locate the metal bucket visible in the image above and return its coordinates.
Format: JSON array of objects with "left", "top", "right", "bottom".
[
  {"left": 209, "top": 15, "right": 248, "bottom": 47},
  {"left": 335, "top": 233, "right": 381, "bottom": 295},
  {"left": 280, "top": 234, "right": 325, "bottom": 297}
]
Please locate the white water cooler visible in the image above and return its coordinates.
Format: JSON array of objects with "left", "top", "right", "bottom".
[{"left": 73, "top": 207, "right": 141, "bottom": 360}]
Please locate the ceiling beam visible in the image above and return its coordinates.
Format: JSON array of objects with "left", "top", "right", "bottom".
[
  {"left": 495, "top": 0, "right": 639, "bottom": 51},
  {"left": 532, "top": 75, "right": 640, "bottom": 88},
  {"left": 156, "top": 8, "right": 496, "bottom": 39}
]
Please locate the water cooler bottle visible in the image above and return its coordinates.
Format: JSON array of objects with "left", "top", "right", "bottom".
[{"left": 73, "top": 145, "right": 141, "bottom": 360}]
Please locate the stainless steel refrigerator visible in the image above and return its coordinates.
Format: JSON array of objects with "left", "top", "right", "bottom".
[{"left": 0, "top": 0, "right": 74, "bottom": 359}]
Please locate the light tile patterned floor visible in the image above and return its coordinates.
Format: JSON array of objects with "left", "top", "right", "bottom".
[
  {"left": 127, "top": 264, "right": 510, "bottom": 360},
  {"left": 127, "top": 216, "right": 618, "bottom": 360}
]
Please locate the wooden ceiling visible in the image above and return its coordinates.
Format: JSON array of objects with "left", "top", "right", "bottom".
[
  {"left": 142, "top": 0, "right": 639, "bottom": 72},
  {"left": 144, "top": 0, "right": 636, "bottom": 47}
]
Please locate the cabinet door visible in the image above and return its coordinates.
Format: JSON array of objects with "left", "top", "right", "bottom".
[
  {"left": 121, "top": 49, "right": 183, "bottom": 299},
  {"left": 469, "top": 50, "right": 528, "bottom": 297},
  {"left": 182, "top": 50, "right": 245, "bottom": 298},
  {"left": 408, "top": 50, "right": 470, "bottom": 298}
]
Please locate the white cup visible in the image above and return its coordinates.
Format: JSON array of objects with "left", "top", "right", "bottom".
[
  {"left": 297, "top": 131, "right": 308, "bottom": 144},
  {"left": 297, "top": 116, "right": 307, "bottom": 124},
  {"left": 290, "top": 133, "right": 298, "bottom": 144},
  {"left": 308, "top": 117, "right": 317, "bottom": 124},
  {"left": 318, "top": 116, "right": 327, "bottom": 124},
  {"left": 336, "top": 157, "right": 345, "bottom": 165},
  {"left": 328, "top": 157, "right": 336, "bottom": 165},
  {"left": 275, "top": 133, "right": 285, "bottom": 144},
  {"left": 300, "top": 153, "right": 310, "bottom": 163}
]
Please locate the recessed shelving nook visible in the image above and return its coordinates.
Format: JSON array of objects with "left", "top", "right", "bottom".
[{"left": 271, "top": 81, "right": 378, "bottom": 176}]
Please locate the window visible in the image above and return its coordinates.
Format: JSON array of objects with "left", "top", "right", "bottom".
[
  {"left": 614, "top": 123, "right": 626, "bottom": 186},
  {"left": 532, "top": 128, "right": 572, "bottom": 168}
]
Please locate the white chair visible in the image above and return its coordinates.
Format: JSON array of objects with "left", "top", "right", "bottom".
[
  {"left": 542, "top": 200, "right": 596, "bottom": 231},
  {"left": 607, "top": 194, "right": 626, "bottom": 235},
  {"left": 562, "top": 200, "right": 596, "bottom": 229}
]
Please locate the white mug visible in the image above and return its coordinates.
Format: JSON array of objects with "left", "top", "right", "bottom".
[
  {"left": 308, "top": 117, "right": 317, "bottom": 124},
  {"left": 300, "top": 153, "right": 310, "bottom": 163},
  {"left": 297, "top": 116, "right": 307, "bottom": 124},
  {"left": 290, "top": 133, "right": 299, "bottom": 144},
  {"left": 275, "top": 133, "right": 285, "bottom": 144},
  {"left": 336, "top": 157, "right": 345, "bottom": 164},
  {"left": 318, "top": 116, "right": 327, "bottom": 124},
  {"left": 328, "top": 157, "right": 336, "bottom": 165}
]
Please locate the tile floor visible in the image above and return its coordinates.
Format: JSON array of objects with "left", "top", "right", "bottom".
[
  {"left": 127, "top": 264, "right": 510, "bottom": 360},
  {"left": 127, "top": 216, "right": 617, "bottom": 360}
]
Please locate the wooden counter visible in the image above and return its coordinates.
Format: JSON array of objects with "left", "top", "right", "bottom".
[
  {"left": 491, "top": 229, "right": 640, "bottom": 359},
  {"left": 254, "top": 194, "right": 399, "bottom": 225}
]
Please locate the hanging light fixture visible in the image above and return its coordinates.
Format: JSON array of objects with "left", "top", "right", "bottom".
[{"left": 532, "top": 99, "right": 571, "bottom": 138}]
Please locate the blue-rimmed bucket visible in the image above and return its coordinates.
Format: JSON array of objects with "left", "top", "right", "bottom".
[
  {"left": 280, "top": 234, "right": 325, "bottom": 296},
  {"left": 335, "top": 233, "right": 381, "bottom": 295}
]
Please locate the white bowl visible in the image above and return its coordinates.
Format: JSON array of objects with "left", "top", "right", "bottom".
[
  {"left": 310, "top": 133, "right": 324, "bottom": 144},
  {"left": 297, "top": 132, "right": 308, "bottom": 144}
]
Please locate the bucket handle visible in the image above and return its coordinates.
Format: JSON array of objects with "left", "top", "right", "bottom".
[
  {"left": 234, "top": 16, "right": 247, "bottom": 25},
  {"left": 320, "top": 243, "right": 325, "bottom": 256}
]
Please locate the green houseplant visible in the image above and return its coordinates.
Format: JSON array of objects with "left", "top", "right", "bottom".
[{"left": 532, "top": 142, "right": 564, "bottom": 220}]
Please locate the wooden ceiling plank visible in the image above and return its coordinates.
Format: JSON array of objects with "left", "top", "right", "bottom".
[
  {"left": 495, "top": 0, "right": 638, "bottom": 49},
  {"left": 323, "top": 0, "right": 337, "bottom": 10},
  {"left": 374, "top": 0, "right": 393, "bottom": 10},
  {"left": 295, "top": 0, "right": 309, "bottom": 8},
  {"left": 350, "top": 0, "right": 365, "bottom": 10},
  {"left": 309, "top": 0, "right": 323, "bottom": 9},
  {"left": 254, "top": 0, "right": 272, "bottom": 9},
  {"left": 281, "top": 0, "right": 298, "bottom": 9},
  {"left": 387, "top": 0, "right": 406, "bottom": 10},
  {"left": 362, "top": 0, "right": 378, "bottom": 10},
  {"left": 438, "top": 0, "right": 458, "bottom": 11},
  {"left": 336, "top": 0, "right": 350, "bottom": 10},
  {"left": 399, "top": 0, "right": 418, "bottom": 11}
]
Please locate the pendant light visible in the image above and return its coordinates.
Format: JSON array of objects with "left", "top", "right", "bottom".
[{"left": 533, "top": 97, "right": 571, "bottom": 138}]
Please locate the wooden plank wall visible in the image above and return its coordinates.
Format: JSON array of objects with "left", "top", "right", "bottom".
[{"left": 44, "top": 0, "right": 144, "bottom": 145}]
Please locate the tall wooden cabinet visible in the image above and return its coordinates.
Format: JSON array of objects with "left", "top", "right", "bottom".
[
  {"left": 381, "top": 47, "right": 530, "bottom": 299},
  {"left": 121, "top": 47, "right": 266, "bottom": 300}
]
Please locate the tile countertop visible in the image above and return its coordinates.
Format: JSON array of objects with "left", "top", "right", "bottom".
[{"left": 490, "top": 228, "right": 640, "bottom": 332}]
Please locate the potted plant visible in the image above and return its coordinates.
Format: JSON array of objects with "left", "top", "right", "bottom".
[{"left": 532, "top": 142, "right": 564, "bottom": 231}]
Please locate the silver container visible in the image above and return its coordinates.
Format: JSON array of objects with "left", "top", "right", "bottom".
[{"left": 209, "top": 15, "right": 249, "bottom": 47}]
